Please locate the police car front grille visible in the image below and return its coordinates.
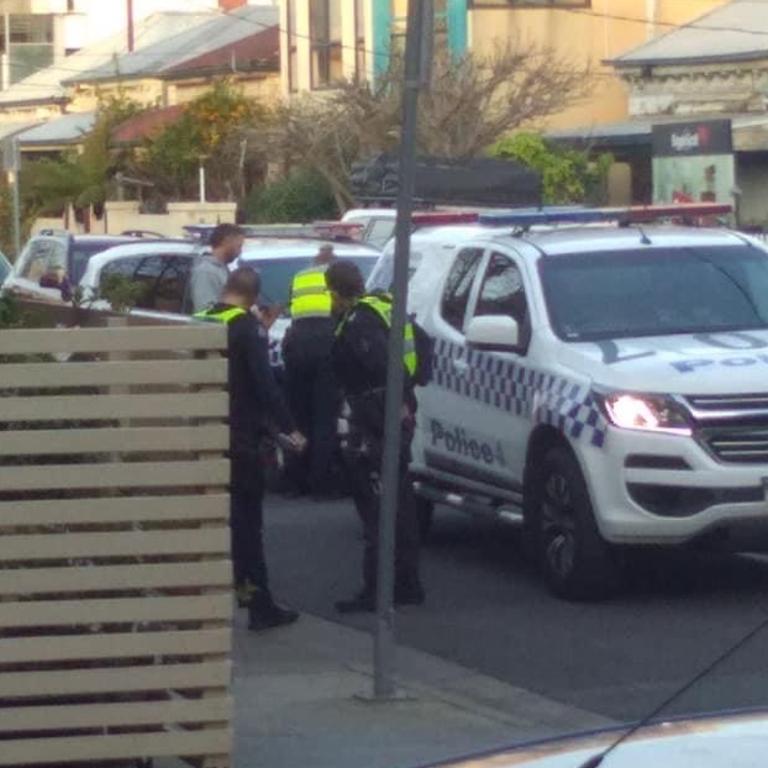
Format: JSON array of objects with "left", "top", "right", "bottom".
[
  {"left": 684, "top": 394, "right": 768, "bottom": 424},
  {"left": 702, "top": 427, "right": 768, "bottom": 464},
  {"left": 687, "top": 393, "right": 768, "bottom": 411},
  {"left": 684, "top": 394, "right": 768, "bottom": 462}
]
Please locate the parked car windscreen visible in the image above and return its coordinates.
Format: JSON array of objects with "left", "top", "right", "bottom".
[
  {"left": 239, "top": 255, "right": 377, "bottom": 309},
  {"left": 17, "top": 238, "right": 68, "bottom": 283},
  {"left": 541, "top": 245, "right": 768, "bottom": 341}
]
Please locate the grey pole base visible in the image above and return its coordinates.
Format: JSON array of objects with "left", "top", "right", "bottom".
[{"left": 354, "top": 689, "right": 418, "bottom": 704}]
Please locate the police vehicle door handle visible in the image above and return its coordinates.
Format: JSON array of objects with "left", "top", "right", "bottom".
[{"left": 452, "top": 359, "right": 469, "bottom": 376}]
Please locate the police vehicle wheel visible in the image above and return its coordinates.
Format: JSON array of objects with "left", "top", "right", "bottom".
[
  {"left": 530, "top": 446, "right": 618, "bottom": 601},
  {"left": 415, "top": 497, "right": 434, "bottom": 544}
]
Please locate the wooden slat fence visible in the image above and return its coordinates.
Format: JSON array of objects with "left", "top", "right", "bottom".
[{"left": 0, "top": 324, "right": 232, "bottom": 768}]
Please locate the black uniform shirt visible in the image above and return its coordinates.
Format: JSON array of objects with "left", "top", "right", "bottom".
[
  {"left": 218, "top": 303, "right": 295, "bottom": 453},
  {"left": 331, "top": 302, "right": 416, "bottom": 438}
]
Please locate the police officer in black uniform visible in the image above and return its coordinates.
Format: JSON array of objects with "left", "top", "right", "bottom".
[
  {"left": 325, "top": 260, "right": 425, "bottom": 613},
  {"left": 282, "top": 244, "right": 341, "bottom": 498},
  {"left": 196, "top": 267, "right": 306, "bottom": 631}
]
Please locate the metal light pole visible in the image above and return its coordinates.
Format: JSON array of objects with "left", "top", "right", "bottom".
[
  {"left": 126, "top": 0, "right": 134, "bottom": 52},
  {"left": 3, "top": 137, "right": 20, "bottom": 258},
  {"left": 373, "top": 0, "right": 431, "bottom": 700},
  {"left": 199, "top": 157, "right": 208, "bottom": 204}
]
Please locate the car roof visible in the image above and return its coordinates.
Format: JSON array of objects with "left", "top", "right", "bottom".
[
  {"left": 342, "top": 208, "right": 396, "bottom": 221},
  {"left": 481, "top": 225, "right": 754, "bottom": 257},
  {"left": 72, "top": 234, "right": 138, "bottom": 243},
  {"left": 410, "top": 224, "right": 498, "bottom": 245},
  {"left": 240, "top": 238, "right": 381, "bottom": 260}
]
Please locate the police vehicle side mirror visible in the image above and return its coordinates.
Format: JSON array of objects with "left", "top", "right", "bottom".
[{"left": 466, "top": 315, "right": 520, "bottom": 351}]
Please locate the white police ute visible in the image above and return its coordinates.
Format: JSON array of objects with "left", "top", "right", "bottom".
[{"left": 411, "top": 204, "right": 768, "bottom": 599}]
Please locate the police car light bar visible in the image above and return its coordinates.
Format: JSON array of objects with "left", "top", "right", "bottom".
[
  {"left": 478, "top": 203, "right": 732, "bottom": 228},
  {"left": 625, "top": 203, "right": 732, "bottom": 222},
  {"left": 411, "top": 212, "right": 480, "bottom": 226},
  {"left": 312, "top": 221, "right": 365, "bottom": 239}
]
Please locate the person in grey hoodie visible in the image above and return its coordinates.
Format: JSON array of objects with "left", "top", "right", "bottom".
[{"left": 187, "top": 223, "right": 244, "bottom": 313}]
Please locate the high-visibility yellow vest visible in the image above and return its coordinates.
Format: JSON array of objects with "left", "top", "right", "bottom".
[
  {"left": 289, "top": 266, "right": 333, "bottom": 320},
  {"left": 336, "top": 294, "right": 418, "bottom": 378},
  {"left": 194, "top": 306, "right": 247, "bottom": 324}
]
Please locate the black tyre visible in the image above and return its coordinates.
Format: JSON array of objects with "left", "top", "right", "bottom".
[
  {"left": 415, "top": 496, "right": 434, "bottom": 544},
  {"left": 527, "top": 446, "right": 618, "bottom": 600}
]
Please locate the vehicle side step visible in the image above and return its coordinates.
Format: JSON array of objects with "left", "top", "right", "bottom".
[{"left": 413, "top": 480, "right": 523, "bottom": 525}]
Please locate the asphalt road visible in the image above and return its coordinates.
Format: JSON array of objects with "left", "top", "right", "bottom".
[{"left": 266, "top": 495, "right": 768, "bottom": 724}]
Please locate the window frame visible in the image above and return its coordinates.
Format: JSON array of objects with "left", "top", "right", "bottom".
[
  {"left": 99, "top": 253, "right": 194, "bottom": 314},
  {"left": 468, "top": 249, "right": 532, "bottom": 354},
  {"left": 440, "top": 246, "right": 486, "bottom": 334},
  {"left": 354, "top": 0, "right": 366, "bottom": 83},
  {"left": 309, "top": 0, "right": 343, "bottom": 90},
  {"left": 286, "top": 0, "right": 298, "bottom": 93}
]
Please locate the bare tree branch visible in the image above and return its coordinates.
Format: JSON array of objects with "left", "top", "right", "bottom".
[{"left": 268, "top": 40, "right": 591, "bottom": 211}]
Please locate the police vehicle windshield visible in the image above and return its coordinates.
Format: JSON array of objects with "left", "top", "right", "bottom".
[
  {"left": 241, "top": 255, "right": 377, "bottom": 308},
  {"left": 541, "top": 245, "right": 768, "bottom": 342}
]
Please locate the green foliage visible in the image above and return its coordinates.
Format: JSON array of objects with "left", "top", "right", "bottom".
[
  {"left": 490, "top": 133, "right": 613, "bottom": 205},
  {"left": 139, "top": 79, "right": 265, "bottom": 201},
  {"left": 0, "top": 294, "right": 24, "bottom": 329},
  {"left": 95, "top": 273, "right": 147, "bottom": 313},
  {"left": 0, "top": 181, "right": 15, "bottom": 257},
  {"left": 245, "top": 168, "right": 338, "bottom": 223},
  {"left": 22, "top": 94, "right": 140, "bottom": 217}
]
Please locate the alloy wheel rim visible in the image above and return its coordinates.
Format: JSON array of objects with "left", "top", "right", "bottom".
[{"left": 541, "top": 472, "right": 577, "bottom": 578}]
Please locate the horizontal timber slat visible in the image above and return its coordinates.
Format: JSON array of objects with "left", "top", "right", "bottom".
[
  {"left": 0, "top": 325, "right": 225, "bottom": 355},
  {"left": 0, "top": 594, "right": 231, "bottom": 629},
  {"left": 0, "top": 660, "right": 230, "bottom": 698},
  {"left": 0, "top": 527, "right": 229, "bottom": 561},
  {"left": 0, "top": 627, "right": 231, "bottom": 664},
  {"left": 0, "top": 494, "right": 229, "bottom": 526},
  {"left": 0, "top": 358, "right": 228, "bottom": 389},
  {"left": 0, "top": 730, "right": 231, "bottom": 766},
  {"left": 0, "top": 424, "right": 229, "bottom": 456},
  {"left": 0, "top": 696, "right": 232, "bottom": 733},
  {"left": 0, "top": 561, "right": 232, "bottom": 597},
  {"left": 0, "top": 458, "right": 229, "bottom": 491},
  {"left": 0, "top": 392, "right": 228, "bottom": 422}
]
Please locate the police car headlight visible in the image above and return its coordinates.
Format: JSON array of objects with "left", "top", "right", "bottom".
[{"left": 598, "top": 392, "right": 692, "bottom": 436}]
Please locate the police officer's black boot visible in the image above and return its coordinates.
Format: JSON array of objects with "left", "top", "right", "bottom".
[
  {"left": 394, "top": 582, "right": 425, "bottom": 606},
  {"left": 248, "top": 589, "right": 299, "bottom": 632},
  {"left": 334, "top": 590, "right": 376, "bottom": 613}
]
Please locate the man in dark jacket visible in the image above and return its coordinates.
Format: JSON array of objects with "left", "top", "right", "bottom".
[
  {"left": 196, "top": 267, "right": 306, "bottom": 631},
  {"left": 325, "top": 260, "right": 424, "bottom": 613}
]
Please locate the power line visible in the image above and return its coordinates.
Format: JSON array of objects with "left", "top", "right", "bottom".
[
  {"left": 562, "top": 2, "right": 768, "bottom": 39},
  {"left": 0, "top": 2, "right": 765, "bottom": 98}
]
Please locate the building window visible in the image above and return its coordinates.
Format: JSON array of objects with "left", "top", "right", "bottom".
[
  {"left": 287, "top": 0, "right": 298, "bottom": 92},
  {"left": 468, "top": 1, "right": 590, "bottom": 7},
  {"left": 390, "top": 0, "right": 449, "bottom": 60},
  {"left": 355, "top": 0, "right": 366, "bottom": 82},
  {"left": 310, "top": 0, "right": 342, "bottom": 89},
  {"left": 2, "top": 14, "right": 55, "bottom": 86}
]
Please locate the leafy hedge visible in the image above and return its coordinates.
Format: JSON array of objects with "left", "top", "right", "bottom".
[{"left": 245, "top": 167, "right": 339, "bottom": 223}]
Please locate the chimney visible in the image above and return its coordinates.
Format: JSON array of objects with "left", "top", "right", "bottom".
[{"left": 219, "top": 0, "right": 247, "bottom": 9}]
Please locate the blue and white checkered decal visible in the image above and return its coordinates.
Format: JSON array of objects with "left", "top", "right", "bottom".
[{"left": 432, "top": 339, "right": 607, "bottom": 448}]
